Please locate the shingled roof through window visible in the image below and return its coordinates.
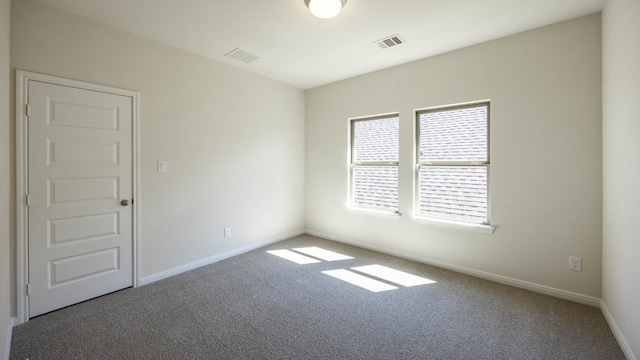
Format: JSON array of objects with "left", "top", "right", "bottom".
[
  {"left": 352, "top": 117, "right": 399, "bottom": 211},
  {"left": 418, "top": 105, "right": 488, "bottom": 223},
  {"left": 350, "top": 105, "right": 488, "bottom": 222}
]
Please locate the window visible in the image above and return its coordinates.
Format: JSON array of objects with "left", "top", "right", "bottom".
[
  {"left": 349, "top": 114, "right": 399, "bottom": 213},
  {"left": 415, "top": 102, "right": 489, "bottom": 224}
]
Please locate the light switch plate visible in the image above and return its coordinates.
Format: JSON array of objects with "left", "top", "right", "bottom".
[{"left": 158, "top": 161, "right": 167, "bottom": 173}]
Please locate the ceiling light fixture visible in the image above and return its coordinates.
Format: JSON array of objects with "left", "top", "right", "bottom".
[{"left": 304, "top": 0, "right": 346, "bottom": 19}]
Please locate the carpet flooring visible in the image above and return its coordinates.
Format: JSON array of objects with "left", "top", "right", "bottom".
[{"left": 10, "top": 234, "right": 625, "bottom": 359}]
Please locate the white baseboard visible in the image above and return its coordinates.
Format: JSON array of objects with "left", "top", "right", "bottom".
[
  {"left": 600, "top": 300, "right": 637, "bottom": 360},
  {"left": 306, "top": 229, "right": 601, "bottom": 307},
  {"left": 3, "top": 317, "right": 15, "bottom": 360},
  {"left": 139, "top": 230, "right": 305, "bottom": 286}
]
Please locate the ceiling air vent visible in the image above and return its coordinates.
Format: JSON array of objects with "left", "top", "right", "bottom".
[
  {"left": 374, "top": 34, "right": 405, "bottom": 49},
  {"left": 224, "top": 48, "right": 260, "bottom": 64}
]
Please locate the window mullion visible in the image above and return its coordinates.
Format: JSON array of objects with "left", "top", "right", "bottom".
[
  {"left": 354, "top": 161, "right": 399, "bottom": 166},
  {"left": 419, "top": 162, "right": 487, "bottom": 167}
]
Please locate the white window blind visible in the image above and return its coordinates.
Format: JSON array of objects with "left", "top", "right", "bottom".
[
  {"left": 350, "top": 115, "right": 399, "bottom": 213},
  {"left": 416, "top": 103, "right": 489, "bottom": 224}
]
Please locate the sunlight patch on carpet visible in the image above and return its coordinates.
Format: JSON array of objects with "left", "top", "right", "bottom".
[
  {"left": 322, "top": 269, "right": 398, "bottom": 292},
  {"left": 267, "top": 250, "right": 321, "bottom": 264},
  {"left": 292, "top": 247, "right": 353, "bottom": 261},
  {"left": 352, "top": 264, "right": 436, "bottom": 287}
]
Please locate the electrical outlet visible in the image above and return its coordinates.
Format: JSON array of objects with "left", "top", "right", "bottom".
[
  {"left": 569, "top": 256, "right": 582, "bottom": 271},
  {"left": 330, "top": 215, "right": 336, "bottom": 224},
  {"left": 224, "top": 227, "right": 231, "bottom": 237}
]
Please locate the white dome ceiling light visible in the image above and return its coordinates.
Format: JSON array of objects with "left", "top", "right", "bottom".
[{"left": 304, "top": 0, "right": 347, "bottom": 19}]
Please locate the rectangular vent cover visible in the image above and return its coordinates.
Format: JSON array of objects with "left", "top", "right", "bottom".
[
  {"left": 224, "top": 48, "right": 260, "bottom": 63},
  {"left": 375, "top": 34, "right": 405, "bottom": 49}
]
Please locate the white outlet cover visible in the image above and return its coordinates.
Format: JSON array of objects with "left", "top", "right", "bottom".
[
  {"left": 157, "top": 161, "right": 167, "bottom": 173},
  {"left": 569, "top": 257, "right": 582, "bottom": 271}
]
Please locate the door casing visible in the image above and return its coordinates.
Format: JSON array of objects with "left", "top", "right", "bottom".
[{"left": 15, "top": 70, "right": 141, "bottom": 324}]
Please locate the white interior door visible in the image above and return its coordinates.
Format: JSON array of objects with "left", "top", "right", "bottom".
[{"left": 28, "top": 80, "right": 134, "bottom": 317}]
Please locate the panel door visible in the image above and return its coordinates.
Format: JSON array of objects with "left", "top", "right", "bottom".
[{"left": 28, "top": 80, "right": 133, "bottom": 317}]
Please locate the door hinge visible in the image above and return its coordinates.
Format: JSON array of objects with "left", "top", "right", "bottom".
[
  {"left": 26, "top": 194, "right": 31, "bottom": 206},
  {"left": 25, "top": 104, "right": 31, "bottom": 117},
  {"left": 26, "top": 283, "right": 31, "bottom": 296}
]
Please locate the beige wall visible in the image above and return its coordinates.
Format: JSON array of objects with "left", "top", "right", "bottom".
[
  {"left": 1, "top": 0, "right": 12, "bottom": 357},
  {"left": 9, "top": 0, "right": 305, "bottom": 314},
  {"left": 8, "top": 1, "right": 637, "bottom": 357},
  {"left": 602, "top": 0, "right": 640, "bottom": 358},
  {"left": 305, "top": 14, "right": 603, "bottom": 299}
]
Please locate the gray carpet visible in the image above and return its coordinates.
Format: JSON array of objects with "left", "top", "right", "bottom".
[{"left": 11, "top": 234, "right": 625, "bottom": 359}]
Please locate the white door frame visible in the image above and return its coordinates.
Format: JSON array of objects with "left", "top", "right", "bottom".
[{"left": 15, "top": 70, "right": 142, "bottom": 325}]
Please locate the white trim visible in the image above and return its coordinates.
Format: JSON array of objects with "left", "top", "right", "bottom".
[
  {"left": 348, "top": 111, "right": 399, "bottom": 122},
  {"left": 413, "top": 98, "right": 492, "bottom": 114},
  {"left": 346, "top": 206, "right": 400, "bottom": 220},
  {"left": 411, "top": 216, "right": 495, "bottom": 234},
  {"left": 15, "top": 72, "right": 28, "bottom": 325},
  {"left": 2, "top": 318, "right": 15, "bottom": 360},
  {"left": 17, "top": 70, "right": 139, "bottom": 97},
  {"left": 600, "top": 300, "right": 638, "bottom": 360},
  {"left": 305, "top": 229, "right": 600, "bottom": 307},
  {"left": 139, "top": 230, "right": 305, "bottom": 286},
  {"left": 133, "top": 92, "right": 142, "bottom": 288},
  {"left": 15, "top": 70, "right": 141, "bottom": 325}
]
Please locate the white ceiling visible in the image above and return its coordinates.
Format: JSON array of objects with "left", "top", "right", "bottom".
[{"left": 35, "top": 0, "right": 606, "bottom": 89}]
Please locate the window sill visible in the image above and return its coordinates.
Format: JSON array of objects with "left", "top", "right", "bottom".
[
  {"left": 346, "top": 206, "right": 401, "bottom": 220},
  {"left": 411, "top": 216, "right": 495, "bottom": 234}
]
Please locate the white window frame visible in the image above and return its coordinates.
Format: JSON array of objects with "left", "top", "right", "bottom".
[
  {"left": 348, "top": 113, "right": 400, "bottom": 215},
  {"left": 413, "top": 101, "right": 494, "bottom": 233}
]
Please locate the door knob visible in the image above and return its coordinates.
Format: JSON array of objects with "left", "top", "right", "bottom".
[{"left": 120, "top": 199, "right": 130, "bottom": 206}]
